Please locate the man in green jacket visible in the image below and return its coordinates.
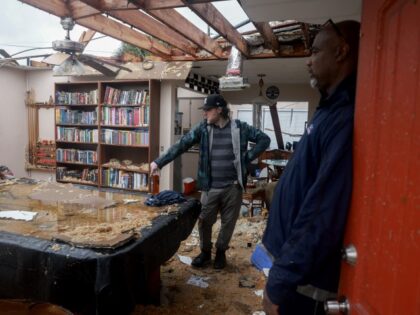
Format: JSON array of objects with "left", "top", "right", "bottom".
[{"left": 150, "top": 94, "right": 270, "bottom": 269}]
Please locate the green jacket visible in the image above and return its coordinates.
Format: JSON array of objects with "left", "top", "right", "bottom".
[{"left": 154, "top": 119, "right": 270, "bottom": 191}]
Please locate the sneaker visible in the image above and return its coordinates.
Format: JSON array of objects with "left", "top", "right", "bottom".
[
  {"left": 191, "top": 251, "right": 211, "bottom": 268},
  {"left": 213, "top": 250, "right": 226, "bottom": 269}
]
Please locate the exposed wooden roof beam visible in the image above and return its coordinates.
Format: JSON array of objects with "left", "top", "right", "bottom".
[
  {"left": 254, "top": 22, "right": 281, "bottom": 55},
  {"left": 130, "top": 1, "right": 224, "bottom": 59},
  {"left": 184, "top": 2, "right": 250, "bottom": 57},
  {"left": 138, "top": 0, "right": 226, "bottom": 10},
  {"left": 19, "top": 0, "right": 71, "bottom": 17},
  {"left": 77, "top": 14, "right": 171, "bottom": 59},
  {"left": 19, "top": 0, "right": 172, "bottom": 59},
  {"left": 78, "top": 0, "right": 198, "bottom": 57}
]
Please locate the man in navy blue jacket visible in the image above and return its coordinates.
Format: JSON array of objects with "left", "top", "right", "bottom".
[{"left": 262, "top": 20, "right": 360, "bottom": 315}]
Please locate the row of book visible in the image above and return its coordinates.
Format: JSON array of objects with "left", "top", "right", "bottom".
[
  {"left": 56, "top": 127, "right": 98, "bottom": 143},
  {"left": 104, "top": 87, "right": 149, "bottom": 106},
  {"left": 102, "top": 168, "right": 148, "bottom": 191},
  {"left": 101, "top": 128, "right": 149, "bottom": 146},
  {"left": 56, "top": 108, "right": 98, "bottom": 125},
  {"left": 56, "top": 90, "right": 98, "bottom": 105},
  {"left": 101, "top": 105, "right": 149, "bottom": 126},
  {"left": 56, "top": 148, "right": 98, "bottom": 165},
  {"left": 56, "top": 167, "right": 98, "bottom": 183}
]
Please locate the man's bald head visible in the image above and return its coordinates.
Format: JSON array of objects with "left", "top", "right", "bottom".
[{"left": 307, "top": 20, "right": 360, "bottom": 95}]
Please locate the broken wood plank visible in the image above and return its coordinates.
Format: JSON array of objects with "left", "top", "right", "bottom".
[
  {"left": 254, "top": 22, "right": 281, "bottom": 55},
  {"left": 20, "top": 0, "right": 172, "bottom": 59},
  {"left": 185, "top": 2, "right": 250, "bottom": 57},
  {"left": 78, "top": 29, "right": 96, "bottom": 47},
  {"left": 79, "top": 0, "right": 198, "bottom": 57},
  {"left": 134, "top": 3, "right": 224, "bottom": 58}
]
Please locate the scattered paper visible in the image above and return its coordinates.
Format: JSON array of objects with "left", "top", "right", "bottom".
[
  {"left": 178, "top": 254, "right": 192, "bottom": 266},
  {"left": 187, "top": 275, "right": 210, "bottom": 288},
  {"left": 263, "top": 268, "right": 270, "bottom": 277},
  {"left": 0, "top": 210, "right": 38, "bottom": 221},
  {"left": 123, "top": 199, "right": 141, "bottom": 205},
  {"left": 254, "top": 290, "right": 264, "bottom": 298}
]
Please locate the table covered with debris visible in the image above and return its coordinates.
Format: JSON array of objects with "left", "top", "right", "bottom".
[{"left": 0, "top": 179, "right": 200, "bottom": 315}]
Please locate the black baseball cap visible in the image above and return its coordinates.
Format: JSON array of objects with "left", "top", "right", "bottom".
[{"left": 199, "top": 94, "right": 227, "bottom": 110}]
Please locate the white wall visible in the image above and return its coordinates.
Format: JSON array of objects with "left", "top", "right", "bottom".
[
  {"left": 222, "top": 83, "right": 319, "bottom": 120},
  {"left": 0, "top": 66, "right": 27, "bottom": 178},
  {"left": 176, "top": 93, "right": 205, "bottom": 188},
  {"left": 158, "top": 80, "right": 178, "bottom": 190}
]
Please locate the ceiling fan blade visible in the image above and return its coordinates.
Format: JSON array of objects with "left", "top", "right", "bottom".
[
  {"left": 0, "top": 49, "right": 18, "bottom": 65},
  {"left": 78, "top": 55, "right": 118, "bottom": 77},
  {"left": 78, "top": 30, "right": 96, "bottom": 52},
  {"left": 81, "top": 54, "right": 132, "bottom": 72},
  {"left": 43, "top": 52, "right": 70, "bottom": 65}
]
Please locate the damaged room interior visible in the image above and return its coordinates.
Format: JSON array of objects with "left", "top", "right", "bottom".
[{"left": 0, "top": 0, "right": 418, "bottom": 315}]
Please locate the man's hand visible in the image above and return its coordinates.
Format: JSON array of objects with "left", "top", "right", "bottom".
[
  {"left": 263, "top": 288, "right": 280, "bottom": 315},
  {"left": 150, "top": 162, "right": 159, "bottom": 175}
]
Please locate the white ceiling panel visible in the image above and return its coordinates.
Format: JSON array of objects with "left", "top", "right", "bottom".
[{"left": 241, "top": 0, "right": 362, "bottom": 24}]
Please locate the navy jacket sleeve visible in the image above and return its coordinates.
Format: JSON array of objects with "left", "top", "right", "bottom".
[{"left": 266, "top": 108, "right": 354, "bottom": 305}]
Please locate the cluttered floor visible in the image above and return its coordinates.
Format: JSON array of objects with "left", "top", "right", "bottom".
[
  {"left": 133, "top": 215, "right": 268, "bottom": 315},
  {"left": 0, "top": 179, "right": 268, "bottom": 315}
]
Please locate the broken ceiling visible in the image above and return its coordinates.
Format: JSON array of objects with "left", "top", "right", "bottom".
[{"left": 18, "top": 0, "right": 320, "bottom": 62}]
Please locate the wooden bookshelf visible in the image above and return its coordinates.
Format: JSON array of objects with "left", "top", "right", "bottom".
[{"left": 54, "top": 80, "right": 160, "bottom": 192}]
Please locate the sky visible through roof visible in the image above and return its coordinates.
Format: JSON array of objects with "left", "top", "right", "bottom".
[{"left": 0, "top": 0, "right": 253, "bottom": 65}]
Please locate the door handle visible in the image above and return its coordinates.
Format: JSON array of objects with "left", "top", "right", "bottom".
[
  {"left": 342, "top": 244, "right": 357, "bottom": 266},
  {"left": 324, "top": 297, "right": 350, "bottom": 315}
]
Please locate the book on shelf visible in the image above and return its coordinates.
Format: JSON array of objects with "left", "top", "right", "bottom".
[
  {"left": 103, "top": 86, "right": 149, "bottom": 106},
  {"left": 55, "top": 90, "right": 98, "bottom": 105},
  {"left": 56, "top": 108, "right": 98, "bottom": 125},
  {"left": 56, "top": 127, "right": 98, "bottom": 143},
  {"left": 101, "top": 128, "right": 149, "bottom": 146},
  {"left": 56, "top": 148, "right": 97, "bottom": 164},
  {"left": 102, "top": 168, "right": 148, "bottom": 191},
  {"left": 101, "top": 106, "right": 149, "bottom": 126}
]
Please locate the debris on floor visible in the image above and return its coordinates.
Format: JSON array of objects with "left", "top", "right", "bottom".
[{"left": 132, "top": 214, "right": 268, "bottom": 315}]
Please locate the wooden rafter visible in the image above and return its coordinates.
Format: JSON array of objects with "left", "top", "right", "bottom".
[
  {"left": 254, "top": 22, "right": 281, "bottom": 55},
  {"left": 78, "top": 0, "right": 198, "bottom": 57},
  {"left": 19, "top": 0, "right": 313, "bottom": 61},
  {"left": 130, "top": 1, "right": 224, "bottom": 59},
  {"left": 19, "top": 0, "right": 71, "bottom": 17},
  {"left": 183, "top": 1, "right": 249, "bottom": 57},
  {"left": 19, "top": 0, "right": 172, "bottom": 59},
  {"left": 136, "top": 0, "right": 226, "bottom": 10},
  {"left": 77, "top": 14, "right": 171, "bottom": 58}
]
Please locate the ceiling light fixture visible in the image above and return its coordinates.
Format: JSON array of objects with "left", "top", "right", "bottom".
[
  {"left": 252, "top": 74, "right": 269, "bottom": 129},
  {"left": 53, "top": 55, "right": 85, "bottom": 76},
  {"left": 252, "top": 74, "right": 269, "bottom": 106}
]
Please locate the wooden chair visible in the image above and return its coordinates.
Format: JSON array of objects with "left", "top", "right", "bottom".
[
  {"left": 258, "top": 149, "right": 292, "bottom": 181},
  {"left": 242, "top": 182, "right": 266, "bottom": 217}
]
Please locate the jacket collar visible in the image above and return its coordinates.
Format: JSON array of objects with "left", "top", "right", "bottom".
[{"left": 318, "top": 72, "right": 357, "bottom": 109}]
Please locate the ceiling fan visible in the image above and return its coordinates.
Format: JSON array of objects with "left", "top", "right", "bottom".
[
  {"left": 41, "top": 17, "right": 131, "bottom": 77},
  {"left": 0, "top": 17, "right": 130, "bottom": 76}
]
